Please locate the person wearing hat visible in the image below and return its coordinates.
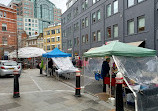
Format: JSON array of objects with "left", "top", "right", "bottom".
[{"left": 101, "top": 58, "right": 110, "bottom": 92}]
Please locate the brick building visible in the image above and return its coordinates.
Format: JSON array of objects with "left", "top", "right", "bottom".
[{"left": 0, "top": 4, "right": 17, "bottom": 59}]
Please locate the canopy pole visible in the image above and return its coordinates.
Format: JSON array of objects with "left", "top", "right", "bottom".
[
  {"left": 109, "top": 57, "right": 112, "bottom": 98},
  {"left": 112, "top": 55, "right": 138, "bottom": 111},
  {"left": 47, "top": 58, "right": 48, "bottom": 76}
]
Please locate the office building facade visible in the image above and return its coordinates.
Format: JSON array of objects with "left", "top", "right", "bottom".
[{"left": 62, "top": 0, "right": 158, "bottom": 57}]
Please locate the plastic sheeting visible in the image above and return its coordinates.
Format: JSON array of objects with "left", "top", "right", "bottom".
[
  {"left": 52, "top": 57, "right": 78, "bottom": 74},
  {"left": 9, "top": 47, "right": 46, "bottom": 58},
  {"left": 113, "top": 56, "right": 158, "bottom": 111},
  {"left": 114, "top": 56, "right": 158, "bottom": 86}
]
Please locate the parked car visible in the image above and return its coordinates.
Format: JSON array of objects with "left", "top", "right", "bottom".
[{"left": 0, "top": 60, "right": 22, "bottom": 76}]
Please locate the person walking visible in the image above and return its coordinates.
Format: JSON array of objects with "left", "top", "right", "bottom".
[
  {"left": 101, "top": 58, "right": 110, "bottom": 92},
  {"left": 40, "top": 59, "right": 44, "bottom": 74},
  {"left": 48, "top": 59, "right": 53, "bottom": 76}
]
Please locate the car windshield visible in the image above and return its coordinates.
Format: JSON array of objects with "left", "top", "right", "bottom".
[{"left": 3, "top": 62, "right": 17, "bottom": 66}]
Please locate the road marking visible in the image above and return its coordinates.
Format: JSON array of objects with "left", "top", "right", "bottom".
[
  {"left": 0, "top": 90, "right": 74, "bottom": 96},
  {"left": 30, "top": 76, "right": 43, "bottom": 91}
]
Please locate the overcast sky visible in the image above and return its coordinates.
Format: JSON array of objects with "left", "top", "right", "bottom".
[{"left": 0, "top": 0, "right": 67, "bottom": 13}]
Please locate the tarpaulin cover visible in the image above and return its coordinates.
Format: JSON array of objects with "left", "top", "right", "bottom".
[
  {"left": 8, "top": 47, "right": 46, "bottom": 58},
  {"left": 84, "top": 41, "right": 156, "bottom": 57},
  {"left": 52, "top": 57, "right": 78, "bottom": 74},
  {"left": 113, "top": 56, "right": 158, "bottom": 111},
  {"left": 42, "top": 48, "right": 71, "bottom": 58}
]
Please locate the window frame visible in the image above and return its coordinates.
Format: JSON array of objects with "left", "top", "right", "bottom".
[
  {"left": 127, "top": 19, "right": 134, "bottom": 35},
  {"left": 138, "top": 15, "right": 145, "bottom": 33}
]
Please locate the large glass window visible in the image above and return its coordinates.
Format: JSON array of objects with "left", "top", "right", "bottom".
[
  {"left": 47, "top": 31, "right": 50, "bottom": 35},
  {"left": 107, "top": 4, "right": 111, "bottom": 17},
  {"left": 92, "top": 13, "right": 96, "bottom": 23},
  {"left": 97, "top": 30, "right": 101, "bottom": 41},
  {"left": 97, "top": 10, "right": 101, "bottom": 20},
  {"left": 128, "top": 19, "right": 134, "bottom": 35},
  {"left": 57, "top": 37, "right": 60, "bottom": 41},
  {"left": 113, "top": 24, "right": 118, "bottom": 38},
  {"left": 56, "top": 29, "right": 60, "bottom": 33},
  {"left": 85, "top": 0, "right": 88, "bottom": 9},
  {"left": 138, "top": 16, "right": 145, "bottom": 32},
  {"left": 107, "top": 27, "right": 111, "bottom": 38},
  {"left": 2, "top": 23, "right": 7, "bottom": 31},
  {"left": 47, "top": 45, "right": 50, "bottom": 50},
  {"left": 82, "top": 2, "right": 85, "bottom": 11},
  {"left": 52, "top": 45, "right": 55, "bottom": 49},
  {"left": 128, "top": 0, "right": 134, "bottom": 7},
  {"left": 93, "top": 32, "right": 96, "bottom": 42},
  {"left": 114, "top": 0, "right": 118, "bottom": 14},
  {"left": 85, "top": 17, "right": 88, "bottom": 27}
]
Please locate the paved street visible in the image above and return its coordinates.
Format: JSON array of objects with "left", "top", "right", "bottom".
[{"left": 0, "top": 69, "right": 114, "bottom": 111}]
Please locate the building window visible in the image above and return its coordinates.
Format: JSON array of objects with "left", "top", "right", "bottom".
[
  {"left": 85, "top": 34, "right": 88, "bottom": 43},
  {"left": 138, "top": 16, "right": 145, "bottom": 32},
  {"left": 51, "top": 38, "right": 55, "bottom": 42},
  {"left": 35, "top": 24, "right": 38, "bottom": 27},
  {"left": 29, "top": 23, "right": 31, "bottom": 26},
  {"left": 82, "top": 19, "right": 85, "bottom": 28},
  {"left": 57, "top": 37, "right": 60, "bottom": 41},
  {"left": 113, "top": 0, "right": 118, "bottom": 14},
  {"left": 93, "top": 0, "right": 96, "bottom": 4},
  {"left": 56, "top": 44, "right": 60, "bottom": 49},
  {"left": 85, "top": 17, "right": 88, "bottom": 27},
  {"left": 47, "top": 45, "right": 50, "bottom": 50},
  {"left": 52, "top": 45, "right": 55, "bottom": 49},
  {"left": 47, "top": 31, "right": 50, "bottom": 35},
  {"left": 4, "top": 12, "right": 6, "bottom": 17},
  {"left": 2, "top": 23, "right": 7, "bottom": 31},
  {"left": 77, "top": 37, "right": 79, "bottom": 45},
  {"left": 29, "top": 32, "right": 31, "bottom": 36},
  {"left": 56, "top": 29, "right": 60, "bottom": 33},
  {"left": 97, "top": 10, "right": 101, "bottom": 20},
  {"left": 97, "top": 30, "right": 101, "bottom": 41},
  {"left": 128, "top": 0, "right": 134, "bottom": 7},
  {"left": 51, "top": 30, "right": 55, "bottom": 34},
  {"left": 92, "top": 13, "right": 96, "bottom": 23},
  {"left": 25, "top": 19, "right": 27, "bottom": 22},
  {"left": 107, "top": 27, "right": 111, "bottom": 38},
  {"left": 138, "top": 0, "right": 144, "bottom": 3},
  {"left": 82, "top": 35, "right": 85, "bottom": 43},
  {"left": 28, "top": 19, "right": 31, "bottom": 22},
  {"left": 29, "top": 28, "right": 31, "bottom": 31},
  {"left": 47, "top": 38, "right": 50, "bottom": 43},
  {"left": 32, "top": 24, "right": 34, "bottom": 27},
  {"left": 74, "top": 38, "right": 77, "bottom": 46},
  {"left": 128, "top": 19, "right": 134, "bottom": 35},
  {"left": 82, "top": 2, "right": 85, "bottom": 11},
  {"left": 93, "top": 32, "right": 96, "bottom": 42},
  {"left": 32, "top": 19, "right": 34, "bottom": 22},
  {"left": 107, "top": 4, "right": 111, "bottom": 17},
  {"left": 113, "top": 24, "right": 118, "bottom": 38},
  {"left": 85, "top": 0, "right": 88, "bottom": 9},
  {"left": 0, "top": 11, "right": 3, "bottom": 17}
]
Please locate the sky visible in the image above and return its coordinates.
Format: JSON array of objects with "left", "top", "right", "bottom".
[{"left": 0, "top": 0, "right": 67, "bottom": 13}]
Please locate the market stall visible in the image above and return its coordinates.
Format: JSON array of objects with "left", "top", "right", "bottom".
[
  {"left": 8, "top": 47, "right": 46, "bottom": 69},
  {"left": 83, "top": 41, "right": 158, "bottom": 111},
  {"left": 42, "top": 48, "right": 77, "bottom": 78}
]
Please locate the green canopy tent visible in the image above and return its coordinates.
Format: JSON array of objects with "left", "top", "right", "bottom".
[
  {"left": 84, "top": 41, "right": 156, "bottom": 57},
  {"left": 83, "top": 41, "right": 156, "bottom": 111}
]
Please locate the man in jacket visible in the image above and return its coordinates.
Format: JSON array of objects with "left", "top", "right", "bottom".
[{"left": 101, "top": 58, "right": 110, "bottom": 92}]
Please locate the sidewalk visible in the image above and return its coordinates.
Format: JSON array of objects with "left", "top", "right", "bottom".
[{"left": 0, "top": 69, "right": 115, "bottom": 111}]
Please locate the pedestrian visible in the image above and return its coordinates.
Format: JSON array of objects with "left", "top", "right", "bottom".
[
  {"left": 48, "top": 58, "right": 53, "bottom": 76},
  {"left": 77, "top": 57, "right": 82, "bottom": 69},
  {"left": 39, "top": 59, "right": 44, "bottom": 74},
  {"left": 101, "top": 57, "right": 110, "bottom": 92},
  {"left": 72, "top": 57, "right": 76, "bottom": 67}
]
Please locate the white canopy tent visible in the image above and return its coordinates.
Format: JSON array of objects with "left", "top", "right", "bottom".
[{"left": 8, "top": 47, "right": 46, "bottom": 58}]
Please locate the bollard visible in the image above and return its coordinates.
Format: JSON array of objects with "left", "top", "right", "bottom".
[
  {"left": 13, "top": 67, "right": 20, "bottom": 98},
  {"left": 75, "top": 70, "right": 81, "bottom": 97},
  {"left": 115, "top": 72, "right": 124, "bottom": 111}
]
